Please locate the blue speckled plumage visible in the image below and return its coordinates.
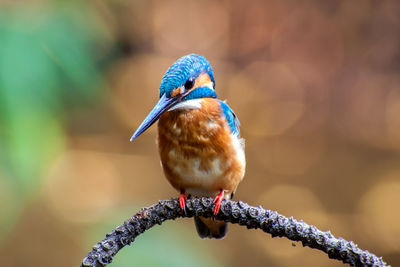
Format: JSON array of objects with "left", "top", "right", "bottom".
[
  {"left": 160, "top": 54, "right": 215, "bottom": 98},
  {"left": 218, "top": 100, "right": 240, "bottom": 136},
  {"left": 184, "top": 86, "right": 217, "bottom": 101}
]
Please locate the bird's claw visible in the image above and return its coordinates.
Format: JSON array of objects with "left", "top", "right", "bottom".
[
  {"left": 213, "top": 190, "right": 225, "bottom": 215},
  {"left": 179, "top": 193, "right": 187, "bottom": 212}
]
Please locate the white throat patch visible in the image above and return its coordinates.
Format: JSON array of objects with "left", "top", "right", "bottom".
[{"left": 168, "top": 99, "right": 203, "bottom": 111}]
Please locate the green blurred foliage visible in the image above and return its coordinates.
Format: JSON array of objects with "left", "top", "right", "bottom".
[{"left": 0, "top": 2, "right": 107, "bottom": 238}]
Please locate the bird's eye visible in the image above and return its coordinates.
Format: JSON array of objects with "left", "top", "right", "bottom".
[{"left": 184, "top": 79, "right": 195, "bottom": 90}]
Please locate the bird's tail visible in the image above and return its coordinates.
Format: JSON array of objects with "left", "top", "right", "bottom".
[{"left": 194, "top": 216, "right": 227, "bottom": 239}]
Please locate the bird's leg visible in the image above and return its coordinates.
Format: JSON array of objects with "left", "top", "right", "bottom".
[
  {"left": 179, "top": 190, "right": 187, "bottom": 211},
  {"left": 213, "top": 189, "right": 225, "bottom": 215}
]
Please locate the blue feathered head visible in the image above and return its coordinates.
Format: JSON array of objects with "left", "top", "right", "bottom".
[
  {"left": 159, "top": 54, "right": 215, "bottom": 98},
  {"left": 130, "top": 54, "right": 217, "bottom": 141}
]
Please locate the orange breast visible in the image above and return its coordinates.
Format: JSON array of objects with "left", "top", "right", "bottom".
[{"left": 157, "top": 98, "right": 245, "bottom": 196}]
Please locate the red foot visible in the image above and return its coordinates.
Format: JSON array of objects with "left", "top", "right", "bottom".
[
  {"left": 179, "top": 193, "right": 187, "bottom": 211},
  {"left": 213, "top": 190, "right": 225, "bottom": 215}
]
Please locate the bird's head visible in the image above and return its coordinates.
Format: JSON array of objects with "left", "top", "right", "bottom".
[{"left": 130, "top": 54, "right": 217, "bottom": 141}]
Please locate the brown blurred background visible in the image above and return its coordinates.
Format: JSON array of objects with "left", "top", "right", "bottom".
[{"left": 0, "top": 0, "right": 399, "bottom": 266}]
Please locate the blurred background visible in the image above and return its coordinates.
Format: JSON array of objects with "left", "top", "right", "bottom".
[{"left": 0, "top": 0, "right": 399, "bottom": 266}]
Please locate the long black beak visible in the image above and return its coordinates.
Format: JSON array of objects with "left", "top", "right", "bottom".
[{"left": 130, "top": 94, "right": 179, "bottom": 142}]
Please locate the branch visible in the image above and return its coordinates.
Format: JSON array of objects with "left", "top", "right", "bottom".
[{"left": 81, "top": 198, "right": 389, "bottom": 267}]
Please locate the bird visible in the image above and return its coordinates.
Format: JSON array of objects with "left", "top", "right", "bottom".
[{"left": 130, "top": 54, "right": 245, "bottom": 239}]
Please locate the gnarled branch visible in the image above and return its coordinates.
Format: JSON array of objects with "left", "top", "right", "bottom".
[{"left": 81, "top": 198, "right": 389, "bottom": 267}]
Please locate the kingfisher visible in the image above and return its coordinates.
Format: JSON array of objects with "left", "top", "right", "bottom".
[{"left": 130, "top": 54, "right": 245, "bottom": 239}]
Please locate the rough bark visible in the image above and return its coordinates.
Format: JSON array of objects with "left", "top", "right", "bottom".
[{"left": 81, "top": 198, "right": 389, "bottom": 267}]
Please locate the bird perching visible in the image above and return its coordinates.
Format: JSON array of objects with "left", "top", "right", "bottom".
[{"left": 130, "top": 54, "right": 245, "bottom": 239}]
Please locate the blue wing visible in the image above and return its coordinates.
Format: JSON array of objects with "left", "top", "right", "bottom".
[{"left": 218, "top": 100, "right": 240, "bottom": 136}]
